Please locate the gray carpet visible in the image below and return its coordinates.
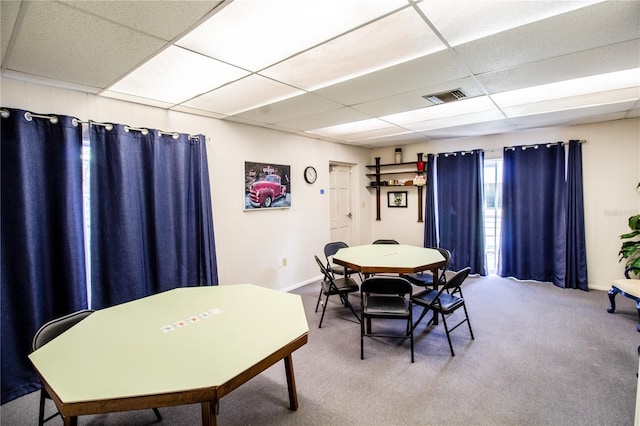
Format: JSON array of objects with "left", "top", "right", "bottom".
[{"left": 2, "top": 275, "right": 638, "bottom": 425}]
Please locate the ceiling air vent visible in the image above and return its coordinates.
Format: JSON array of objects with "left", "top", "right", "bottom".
[{"left": 423, "top": 88, "right": 467, "bottom": 105}]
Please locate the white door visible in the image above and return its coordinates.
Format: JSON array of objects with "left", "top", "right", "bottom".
[{"left": 329, "top": 164, "right": 354, "bottom": 244}]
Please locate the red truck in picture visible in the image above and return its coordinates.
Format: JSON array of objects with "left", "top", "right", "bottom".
[{"left": 249, "top": 174, "right": 287, "bottom": 208}]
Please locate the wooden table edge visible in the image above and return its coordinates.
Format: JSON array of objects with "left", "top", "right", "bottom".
[{"left": 36, "top": 332, "right": 309, "bottom": 425}]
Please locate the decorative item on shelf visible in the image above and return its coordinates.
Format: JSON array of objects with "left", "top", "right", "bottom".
[
  {"left": 395, "top": 147, "right": 402, "bottom": 164},
  {"left": 413, "top": 174, "right": 426, "bottom": 186},
  {"left": 414, "top": 152, "right": 426, "bottom": 186},
  {"left": 417, "top": 152, "right": 425, "bottom": 172}
]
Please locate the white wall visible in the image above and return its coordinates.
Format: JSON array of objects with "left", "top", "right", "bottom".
[
  {"left": 3, "top": 77, "right": 638, "bottom": 291},
  {"left": 370, "top": 119, "right": 640, "bottom": 290},
  {"left": 1, "top": 77, "right": 372, "bottom": 291}
]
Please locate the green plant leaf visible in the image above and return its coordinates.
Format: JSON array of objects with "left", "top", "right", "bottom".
[{"left": 620, "top": 230, "right": 640, "bottom": 239}]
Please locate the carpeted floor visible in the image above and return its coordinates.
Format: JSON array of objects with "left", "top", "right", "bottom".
[{"left": 2, "top": 275, "right": 638, "bottom": 425}]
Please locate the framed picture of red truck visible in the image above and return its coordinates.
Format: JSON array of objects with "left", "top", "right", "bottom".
[{"left": 244, "top": 161, "right": 291, "bottom": 210}]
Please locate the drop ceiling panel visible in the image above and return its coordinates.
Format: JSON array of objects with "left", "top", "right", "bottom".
[
  {"left": 477, "top": 40, "right": 640, "bottom": 94},
  {"left": 351, "top": 77, "right": 486, "bottom": 117},
  {"left": 421, "top": 119, "right": 516, "bottom": 139},
  {"left": 403, "top": 109, "right": 507, "bottom": 133},
  {"left": 5, "top": 1, "right": 167, "bottom": 88},
  {"left": 510, "top": 104, "right": 636, "bottom": 129},
  {"left": 455, "top": 0, "right": 640, "bottom": 75},
  {"left": 260, "top": 7, "right": 446, "bottom": 91},
  {"left": 61, "top": 1, "right": 223, "bottom": 41},
  {"left": 314, "top": 49, "right": 468, "bottom": 106},
  {"left": 502, "top": 90, "right": 640, "bottom": 118},
  {"left": 234, "top": 92, "right": 345, "bottom": 124},
  {"left": 183, "top": 75, "right": 305, "bottom": 116},
  {"left": 419, "top": 0, "right": 604, "bottom": 47},
  {"left": 273, "top": 107, "right": 372, "bottom": 132},
  {"left": 357, "top": 132, "right": 428, "bottom": 147},
  {"left": 108, "top": 46, "right": 250, "bottom": 105},
  {"left": 176, "top": 0, "right": 409, "bottom": 72},
  {"left": 324, "top": 124, "right": 414, "bottom": 143},
  {"left": 0, "top": 1, "right": 20, "bottom": 64}
]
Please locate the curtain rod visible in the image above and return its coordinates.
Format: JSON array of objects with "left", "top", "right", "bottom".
[
  {"left": 503, "top": 140, "right": 586, "bottom": 152},
  {"left": 1, "top": 109, "right": 205, "bottom": 141}
]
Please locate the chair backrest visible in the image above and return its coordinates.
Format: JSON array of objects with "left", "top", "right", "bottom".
[
  {"left": 434, "top": 247, "right": 452, "bottom": 283},
  {"left": 441, "top": 267, "right": 471, "bottom": 295},
  {"left": 32, "top": 309, "right": 94, "bottom": 351},
  {"left": 315, "top": 255, "right": 334, "bottom": 281},
  {"left": 361, "top": 276, "right": 413, "bottom": 297},
  {"left": 436, "top": 247, "right": 451, "bottom": 269},
  {"left": 324, "top": 241, "right": 348, "bottom": 258},
  {"left": 372, "top": 239, "right": 399, "bottom": 245}
]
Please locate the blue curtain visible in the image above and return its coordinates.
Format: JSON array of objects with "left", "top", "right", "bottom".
[
  {"left": 437, "top": 150, "right": 487, "bottom": 275},
  {"left": 565, "top": 140, "right": 588, "bottom": 290},
  {"left": 498, "top": 143, "right": 567, "bottom": 285},
  {"left": 423, "top": 153, "right": 438, "bottom": 248},
  {"left": 90, "top": 125, "right": 217, "bottom": 309},
  {"left": 1, "top": 108, "right": 87, "bottom": 403}
]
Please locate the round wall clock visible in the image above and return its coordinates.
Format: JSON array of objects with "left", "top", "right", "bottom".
[{"left": 304, "top": 166, "right": 317, "bottom": 184}]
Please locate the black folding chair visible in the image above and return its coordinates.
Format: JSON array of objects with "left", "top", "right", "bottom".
[
  {"left": 360, "top": 276, "right": 414, "bottom": 362},
  {"left": 314, "top": 255, "right": 361, "bottom": 328},
  {"left": 411, "top": 267, "right": 474, "bottom": 356}
]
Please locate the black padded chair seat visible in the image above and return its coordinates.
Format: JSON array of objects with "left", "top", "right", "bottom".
[
  {"left": 364, "top": 296, "right": 409, "bottom": 317},
  {"left": 321, "top": 277, "right": 359, "bottom": 294},
  {"left": 412, "top": 289, "right": 464, "bottom": 313}
]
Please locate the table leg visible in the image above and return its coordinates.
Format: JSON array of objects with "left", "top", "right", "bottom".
[
  {"left": 283, "top": 354, "right": 299, "bottom": 411},
  {"left": 201, "top": 399, "right": 219, "bottom": 426},
  {"left": 607, "top": 287, "right": 618, "bottom": 313},
  {"left": 62, "top": 415, "right": 78, "bottom": 426}
]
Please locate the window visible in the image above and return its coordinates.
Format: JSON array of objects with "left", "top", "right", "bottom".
[{"left": 484, "top": 158, "right": 502, "bottom": 274}]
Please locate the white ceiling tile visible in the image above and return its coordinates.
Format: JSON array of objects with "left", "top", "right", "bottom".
[
  {"left": 510, "top": 104, "right": 636, "bottom": 129},
  {"left": 476, "top": 40, "right": 640, "bottom": 94},
  {"left": 355, "top": 132, "right": 429, "bottom": 147},
  {"left": 234, "top": 92, "right": 344, "bottom": 124},
  {"left": 62, "top": 1, "right": 223, "bottom": 41},
  {"left": 305, "top": 117, "right": 396, "bottom": 138},
  {"left": 177, "top": 0, "right": 408, "bottom": 72},
  {"left": 183, "top": 75, "right": 305, "bottom": 116},
  {"left": 5, "top": 1, "right": 167, "bottom": 88},
  {"left": 492, "top": 69, "right": 640, "bottom": 108},
  {"left": 455, "top": 0, "right": 639, "bottom": 74},
  {"left": 420, "top": 1, "right": 604, "bottom": 47},
  {"left": 403, "top": 109, "right": 507, "bottom": 132},
  {"left": 382, "top": 96, "right": 499, "bottom": 126},
  {"left": 108, "top": 46, "right": 250, "bottom": 105},
  {"left": 501, "top": 88, "right": 640, "bottom": 118},
  {"left": 351, "top": 77, "right": 487, "bottom": 117},
  {"left": 1, "top": 0, "right": 21, "bottom": 65},
  {"left": 273, "top": 107, "right": 372, "bottom": 132},
  {"left": 261, "top": 8, "right": 446, "bottom": 91},
  {"left": 169, "top": 104, "right": 226, "bottom": 120},
  {"left": 100, "top": 90, "right": 175, "bottom": 109},
  {"left": 315, "top": 49, "right": 468, "bottom": 106},
  {"left": 421, "top": 119, "right": 517, "bottom": 139}
]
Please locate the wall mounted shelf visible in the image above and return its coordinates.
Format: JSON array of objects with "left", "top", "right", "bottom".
[{"left": 366, "top": 154, "right": 425, "bottom": 222}]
